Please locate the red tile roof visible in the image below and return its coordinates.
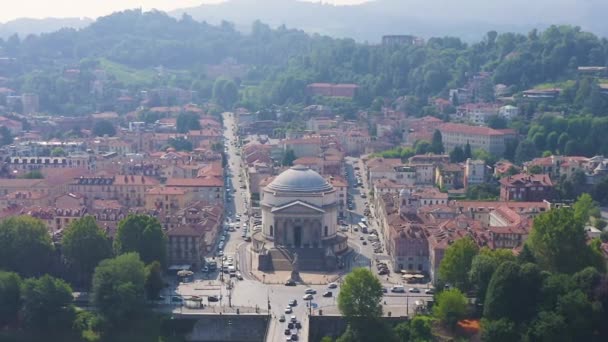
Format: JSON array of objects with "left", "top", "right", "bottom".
[{"left": 439, "top": 123, "right": 506, "bottom": 136}]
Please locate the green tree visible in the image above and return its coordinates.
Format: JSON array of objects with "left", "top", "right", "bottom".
[
  {"left": 0, "top": 126, "right": 13, "bottom": 146},
  {"left": 464, "top": 142, "right": 472, "bottom": 160},
  {"left": 514, "top": 139, "right": 537, "bottom": 164},
  {"left": 469, "top": 248, "right": 516, "bottom": 302},
  {"left": 144, "top": 261, "right": 164, "bottom": 300},
  {"left": 338, "top": 268, "right": 383, "bottom": 319},
  {"left": 487, "top": 115, "right": 507, "bottom": 129},
  {"left": 525, "top": 311, "right": 568, "bottom": 342},
  {"left": 409, "top": 315, "right": 433, "bottom": 341},
  {"left": 168, "top": 137, "right": 193, "bottom": 151},
  {"left": 282, "top": 149, "right": 296, "bottom": 166},
  {"left": 439, "top": 237, "right": 479, "bottom": 290},
  {"left": 481, "top": 318, "right": 518, "bottom": 342},
  {"left": 176, "top": 112, "right": 201, "bottom": 133},
  {"left": 430, "top": 130, "right": 444, "bottom": 154},
  {"left": 91, "top": 253, "right": 146, "bottom": 326},
  {"left": 415, "top": 140, "right": 431, "bottom": 155},
  {"left": 20, "top": 170, "right": 44, "bottom": 179},
  {"left": 0, "top": 216, "right": 54, "bottom": 276},
  {"left": 449, "top": 146, "right": 465, "bottom": 163},
  {"left": 484, "top": 262, "right": 542, "bottom": 323},
  {"left": 338, "top": 268, "right": 384, "bottom": 340},
  {"left": 92, "top": 119, "right": 116, "bottom": 137},
  {"left": 21, "top": 275, "right": 75, "bottom": 333},
  {"left": 527, "top": 207, "right": 601, "bottom": 274},
  {"left": 434, "top": 288, "right": 468, "bottom": 329},
  {"left": 51, "top": 147, "right": 66, "bottom": 156},
  {"left": 573, "top": 193, "right": 598, "bottom": 224},
  {"left": 393, "top": 322, "right": 410, "bottom": 342},
  {"left": 0, "top": 271, "right": 21, "bottom": 326},
  {"left": 61, "top": 216, "right": 112, "bottom": 286},
  {"left": 114, "top": 215, "right": 167, "bottom": 266},
  {"left": 213, "top": 78, "right": 239, "bottom": 109}
]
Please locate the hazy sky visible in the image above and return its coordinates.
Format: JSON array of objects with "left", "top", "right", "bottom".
[{"left": 0, "top": 0, "right": 369, "bottom": 23}]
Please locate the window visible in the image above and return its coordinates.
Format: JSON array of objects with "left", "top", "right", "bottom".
[
  {"left": 324, "top": 226, "right": 328, "bottom": 237},
  {"left": 270, "top": 225, "right": 274, "bottom": 237}
]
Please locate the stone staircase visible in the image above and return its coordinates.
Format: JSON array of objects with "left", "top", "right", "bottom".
[
  {"left": 267, "top": 247, "right": 293, "bottom": 271},
  {"left": 290, "top": 247, "right": 327, "bottom": 271}
]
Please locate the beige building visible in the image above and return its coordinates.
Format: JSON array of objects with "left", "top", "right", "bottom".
[
  {"left": 68, "top": 175, "right": 159, "bottom": 207},
  {"left": 145, "top": 187, "right": 193, "bottom": 215},
  {"left": 165, "top": 177, "right": 224, "bottom": 204},
  {"left": 438, "top": 123, "right": 516, "bottom": 156}
]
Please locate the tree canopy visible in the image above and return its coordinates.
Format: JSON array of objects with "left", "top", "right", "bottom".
[
  {"left": 61, "top": 215, "right": 112, "bottom": 285},
  {"left": 434, "top": 288, "right": 468, "bottom": 329},
  {"left": 0, "top": 216, "right": 54, "bottom": 277},
  {"left": 21, "top": 275, "right": 75, "bottom": 333},
  {"left": 438, "top": 237, "right": 479, "bottom": 291},
  {"left": 92, "top": 119, "right": 116, "bottom": 137},
  {"left": 91, "top": 253, "right": 146, "bottom": 326},
  {"left": 113, "top": 215, "right": 167, "bottom": 266}
]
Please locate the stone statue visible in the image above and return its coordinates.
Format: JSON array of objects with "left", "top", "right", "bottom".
[
  {"left": 290, "top": 251, "right": 300, "bottom": 282},
  {"left": 291, "top": 252, "right": 300, "bottom": 273}
]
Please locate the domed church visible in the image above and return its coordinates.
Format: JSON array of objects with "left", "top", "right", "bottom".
[{"left": 253, "top": 165, "right": 348, "bottom": 272}]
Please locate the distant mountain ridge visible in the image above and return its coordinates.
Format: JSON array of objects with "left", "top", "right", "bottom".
[
  {"left": 1, "top": 0, "right": 608, "bottom": 42},
  {"left": 170, "top": 0, "right": 608, "bottom": 42},
  {"left": 0, "top": 17, "right": 92, "bottom": 39}
]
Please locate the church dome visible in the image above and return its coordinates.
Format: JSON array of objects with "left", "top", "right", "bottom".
[{"left": 267, "top": 165, "right": 333, "bottom": 193}]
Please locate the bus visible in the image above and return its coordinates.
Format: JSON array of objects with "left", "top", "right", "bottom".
[{"left": 358, "top": 222, "right": 368, "bottom": 233}]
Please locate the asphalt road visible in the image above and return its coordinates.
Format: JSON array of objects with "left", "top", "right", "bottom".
[{"left": 170, "top": 115, "right": 434, "bottom": 342}]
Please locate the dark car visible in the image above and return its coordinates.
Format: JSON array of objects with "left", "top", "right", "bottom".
[
  {"left": 322, "top": 291, "right": 333, "bottom": 297},
  {"left": 289, "top": 299, "right": 298, "bottom": 306},
  {"left": 208, "top": 295, "right": 220, "bottom": 302},
  {"left": 295, "top": 321, "right": 302, "bottom": 329},
  {"left": 284, "top": 329, "right": 291, "bottom": 335},
  {"left": 288, "top": 322, "right": 294, "bottom": 329},
  {"left": 171, "top": 296, "right": 183, "bottom": 303},
  {"left": 291, "top": 334, "right": 299, "bottom": 341},
  {"left": 285, "top": 280, "right": 296, "bottom": 286}
]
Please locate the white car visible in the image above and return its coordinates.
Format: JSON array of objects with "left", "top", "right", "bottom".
[
  {"left": 303, "top": 294, "right": 313, "bottom": 300},
  {"left": 328, "top": 282, "right": 338, "bottom": 289},
  {"left": 284, "top": 306, "right": 293, "bottom": 314}
]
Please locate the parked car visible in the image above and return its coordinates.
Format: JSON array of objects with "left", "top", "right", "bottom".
[
  {"left": 208, "top": 295, "right": 220, "bottom": 302},
  {"left": 284, "top": 328, "right": 291, "bottom": 335},
  {"left": 289, "top": 299, "right": 298, "bottom": 306},
  {"left": 279, "top": 315, "right": 286, "bottom": 322},
  {"left": 304, "top": 288, "right": 317, "bottom": 294},
  {"left": 328, "top": 282, "right": 338, "bottom": 289},
  {"left": 291, "top": 315, "right": 297, "bottom": 323},
  {"left": 391, "top": 286, "right": 405, "bottom": 293},
  {"left": 285, "top": 280, "right": 296, "bottom": 286},
  {"left": 303, "top": 294, "right": 314, "bottom": 300},
  {"left": 425, "top": 289, "right": 435, "bottom": 295},
  {"left": 284, "top": 306, "right": 292, "bottom": 314},
  {"left": 409, "top": 288, "right": 421, "bottom": 293},
  {"left": 291, "top": 334, "right": 299, "bottom": 341},
  {"left": 322, "top": 291, "right": 333, "bottom": 297},
  {"left": 171, "top": 296, "right": 183, "bottom": 303}
]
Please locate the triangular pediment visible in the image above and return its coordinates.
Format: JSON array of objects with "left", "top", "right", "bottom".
[{"left": 271, "top": 200, "right": 325, "bottom": 214}]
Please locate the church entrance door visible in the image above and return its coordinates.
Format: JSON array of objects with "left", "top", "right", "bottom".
[{"left": 294, "top": 226, "right": 302, "bottom": 247}]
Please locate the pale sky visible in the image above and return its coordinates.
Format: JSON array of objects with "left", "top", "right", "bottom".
[{"left": 0, "top": 0, "right": 369, "bottom": 23}]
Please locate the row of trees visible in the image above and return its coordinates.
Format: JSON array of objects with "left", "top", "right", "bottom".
[
  {"left": 0, "top": 214, "right": 168, "bottom": 339},
  {"left": 435, "top": 193, "right": 608, "bottom": 340}
]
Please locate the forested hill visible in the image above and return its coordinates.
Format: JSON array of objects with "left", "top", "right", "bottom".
[{"left": 1, "top": 10, "right": 608, "bottom": 114}]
